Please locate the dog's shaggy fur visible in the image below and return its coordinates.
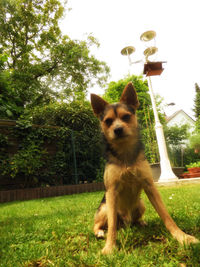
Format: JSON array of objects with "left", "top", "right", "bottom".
[{"left": 90, "top": 82, "right": 198, "bottom": 254}]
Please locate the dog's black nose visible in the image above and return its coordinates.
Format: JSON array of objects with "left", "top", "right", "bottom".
[{"left": 114, "top": 127, "right": 123, "bottom": 137}]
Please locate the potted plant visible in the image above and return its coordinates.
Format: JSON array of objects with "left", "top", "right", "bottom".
[{"left": 186, "top": 161, "right": 200, "bottom": 173}]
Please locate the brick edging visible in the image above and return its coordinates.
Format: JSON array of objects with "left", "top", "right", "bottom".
[{"left": 0, "top": 182, "right": 105, "bottom": 203}]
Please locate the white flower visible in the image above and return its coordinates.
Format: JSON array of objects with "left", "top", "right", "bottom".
[{"left": 169, "top": 193, "right": 175, "bottom": 200}]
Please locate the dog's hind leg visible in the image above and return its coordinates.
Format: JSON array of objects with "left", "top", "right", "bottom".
[
  {"left": 94, "top": 203, "right": 107, "bottom": 238},
  {"left": 131, "top": 199, "right": 147, "bottom": 227}
]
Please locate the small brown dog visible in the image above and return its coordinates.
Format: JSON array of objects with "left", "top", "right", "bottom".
[{"left": 90, "top": 82, "right": 198, "bottom": 254}]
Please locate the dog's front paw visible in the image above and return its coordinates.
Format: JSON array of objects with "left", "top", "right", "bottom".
[
  {"left": 176, "top": 232, "right": 199, "bottom": 245},
  {"left": 183, "top": 234, "right": 199, "bottom": 245},
  {"left": 102, "top": 244, "right": 115, "bottom": 255},
  {"left": 96, "top": 230, "right": 105, "bottom": 239}
]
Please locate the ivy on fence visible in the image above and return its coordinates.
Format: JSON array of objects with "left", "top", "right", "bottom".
[{"left": 0, "top": 101, "right": 104, "bottom": 189}]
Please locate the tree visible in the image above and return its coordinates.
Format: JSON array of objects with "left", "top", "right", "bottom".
[
  {"left": 189, "top": 133, "right": 200, "bottom": 153},
  {"left": 193, "top": 83, "right": 200, "bottom": 120},
  {"left": 104, "top": 75, "right": 160, "bottom": 163},
  {"left": 0, "top": 53, "right": 24, "bottom": 118},
  {"left": 163, "top": 124, "right": 200, "bottom": 167},
  {"left": 164, "top": 124, "right": 189, "bottom": 147},
  {"left": 0, "top": 0, "right": 109, "bottom": 118},
  {"left": 104, "top": 75, "right": 152, "bottom": 126}
]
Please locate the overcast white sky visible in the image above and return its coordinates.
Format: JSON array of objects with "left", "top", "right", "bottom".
[{"left": 61, "top": 0, "right": 200, "bottom": 118}]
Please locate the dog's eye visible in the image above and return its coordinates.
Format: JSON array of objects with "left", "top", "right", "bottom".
[
  {"left": 104, "top": 118, "right": 113, "bottom": 127},
  {"left": 122, "top": 114, "right": 131, "bottom": 122}
]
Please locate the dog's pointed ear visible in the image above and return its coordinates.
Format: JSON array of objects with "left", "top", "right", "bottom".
[
  {"left": 90, "top": 94, "right": 108, "bottom": 117},
  {"left": 120, "top": 82, "right": 139, "bottom": 109}
]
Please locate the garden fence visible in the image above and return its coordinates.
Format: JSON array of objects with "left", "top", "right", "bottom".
[{"left": 0, "top": 119, "right": 103, "bottom": 191}]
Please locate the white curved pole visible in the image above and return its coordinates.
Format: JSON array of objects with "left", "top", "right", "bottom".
[{"left": 147, "top": 76, "right": 178, "bottom": 181}]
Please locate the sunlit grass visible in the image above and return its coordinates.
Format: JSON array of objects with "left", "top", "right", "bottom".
[{"left": 0, "top": 184, "right": 200, "bottom": 266}]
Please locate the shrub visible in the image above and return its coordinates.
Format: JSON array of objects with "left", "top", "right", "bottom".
[
  {"left": 0, "top": 100, "right": 104, "bottom": 188},
  {"left": 186, "top": 161, "right": 200, "bottom": 168},
  {"left": 189, "top": 133, "right": 200, "bottom": 151},
  {"left": 29, "top": 100, "right": 103, "bottom": 184}
]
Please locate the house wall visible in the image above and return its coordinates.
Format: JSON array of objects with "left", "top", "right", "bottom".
[{"left": 167, "top": 111, "right": 195, "bottom": 133}]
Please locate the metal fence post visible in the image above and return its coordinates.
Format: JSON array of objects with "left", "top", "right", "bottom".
[{"left": 71, "top": 130, "right": 78, "bottom": 184}]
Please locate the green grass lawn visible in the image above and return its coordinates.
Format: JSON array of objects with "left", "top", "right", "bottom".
[{"left": 0, "top": 184, "right": 200, "bottom": 267}]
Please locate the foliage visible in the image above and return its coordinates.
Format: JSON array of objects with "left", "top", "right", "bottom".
[
  {"left": 104, "top": 75, "right": 151, "bottom": 125},
  {"left": 0, "top": 53, "right": 23, "bottom": 118},
  {"left": 1, "top": 126, "right": 60, "bottom": 187},
  {"left": 195, "top": 117, "right": 200, "bottom": 132},
  {"left": 164, "top": 124, "right": 189, "bottom": 147},
  {"left": 186, "top": 161, "right": 200, "bottom": 168},
  {"left": 0, "top": 101, "right": 103, "bottom": 187},
  {"left": 163, "top": 124, "right": 196, "bottom": 167},
  {"left": 182, "top": 147, "right": 200, "bottom": 168},
  {"left": 0, "top": 0, "right": 109, "bottom": 119},
  {"left": 30, "top": 101, "right": 104, "bottom": 183},
  {"left": 8, "top": 143, "right": 46, "bottom": 178},
  {"left": 104, "top": 75, "right": 160, "bottom": 163},
  {"left": 0, "top": 132, "right": 9, "bottom": 148},
  {"left": 193, "top": 83, "right": 200, "bottom": 119},
  {"left": 189, "top": 132, "right": 200, "bottom": 151},
  {"left": 0, "top": 186, "right": 200, "bottom": 266},
  {"left": 166, "top": 146, "right": 199, "bottom": 168},
  {"left": 193, "top": 83, "right": 200, "bottom": 131},
  {"left": 29, "top": 100, "right": 98, "bottom": 129}
]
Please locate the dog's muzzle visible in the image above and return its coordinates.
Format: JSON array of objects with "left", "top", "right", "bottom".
[{"left": 114, "top": 126, "right": 124, "bottom": 137}]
